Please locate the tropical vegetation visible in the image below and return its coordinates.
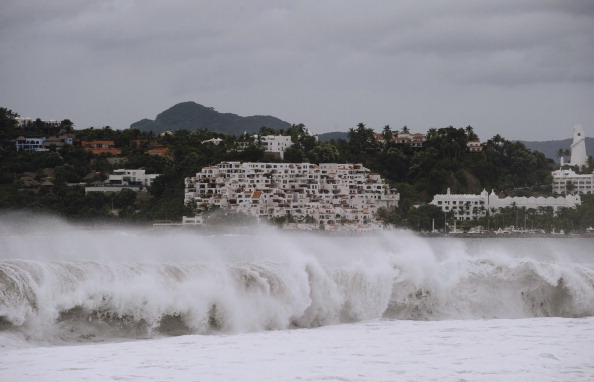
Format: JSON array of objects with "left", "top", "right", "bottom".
[{"left": 1, "top": 106, "right": 592, "bottom": 232}]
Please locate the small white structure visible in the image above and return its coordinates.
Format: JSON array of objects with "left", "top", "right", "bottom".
[
  {"left": 202, "top": 138, "right": 223, "bottom": 145},
  {"left": 15, "top": 117, "right": 61, "bottom": 128},
  {"left": 182, "top": 216, "right": 204, "bottom": 225},
  {"left": 466, "top": 141, "right": 483, "bottom": 152},
  {"left": 432, "top": 188, "right": 581, "bottom": 220},
  {"left": 570, "top": 124, "right": 587, "bottom": 167}
]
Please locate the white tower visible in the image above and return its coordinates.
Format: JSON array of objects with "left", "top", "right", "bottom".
[{"left": 570, "top": 124, "right": 587, "bottom": 167}]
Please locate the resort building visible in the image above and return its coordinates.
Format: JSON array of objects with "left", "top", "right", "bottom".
[
  {"left": 431, "top": 188, "right": 581, "bottom": 220},
  {"left": 552, "top": 169, "right": 594, "bottom": 195},
  {"left": 85, "top": 169, "right": 160, "bottom": 194},
  {"left": 81, "top": 140, "right": 122, "bottom": 155},
  {"left": 184, "top": 162, "right": 399, "bottom": 229}
]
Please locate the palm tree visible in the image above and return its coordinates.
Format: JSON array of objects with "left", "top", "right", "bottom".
[
  {"left": 465, "top": 125, "right": 478, "bottom": 141},
  {"left": 426, "top": 128, "right": 438, "bottom": 140},
  {"left": 382, "top": 125, "right": 393, "bottom": 141},
  {"left": 556, "top": 148, "right": 570, "bottom": 163}
]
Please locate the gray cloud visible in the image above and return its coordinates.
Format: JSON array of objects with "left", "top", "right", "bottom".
[{"left": 1, "top": 0, "right": 593, "bottom": 141}]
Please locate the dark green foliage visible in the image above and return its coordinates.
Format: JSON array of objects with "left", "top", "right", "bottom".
[
  {"left": 1, "top": 106, "right": 582, "bottom": 230},
  {"left": 406, "top": 204, "right": 446, "bottom": 231}
]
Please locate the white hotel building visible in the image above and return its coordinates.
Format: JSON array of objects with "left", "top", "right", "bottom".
[
  {"left": 552, "top": 169, "right": 594, "bottom": 195},
  {"left": 431, "top": 188, "right": 581, "bottom": 220},
  {"left": 184, "top": 162, "right": 399, "bottom": 228}
]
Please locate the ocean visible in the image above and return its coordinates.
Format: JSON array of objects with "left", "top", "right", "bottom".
[{"left": 1, "top": 215, "right": 593, "bottom": 381}]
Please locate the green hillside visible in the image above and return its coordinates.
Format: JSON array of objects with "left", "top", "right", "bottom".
[{"left": 130, "top": 102, "right": 291, "bottom": 135}]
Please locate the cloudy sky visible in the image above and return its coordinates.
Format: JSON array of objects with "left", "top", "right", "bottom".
[{"left": 1, "top": 1, "right": 593, "bottom": 141}]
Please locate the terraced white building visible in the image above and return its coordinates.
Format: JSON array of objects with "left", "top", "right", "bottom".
[{"left": 184, "top": 162, "right": 399, "bottom": 228}]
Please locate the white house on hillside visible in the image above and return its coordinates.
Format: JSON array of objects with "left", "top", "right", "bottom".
[
  {"left": 85, "top": 169, "right": 161, "bottom": 194},
  {"left": 260, "top": 135, "right": 293, "bottom": 159},
  {"left": 107, "top": 169, "right": 160, "bottom": 187}
]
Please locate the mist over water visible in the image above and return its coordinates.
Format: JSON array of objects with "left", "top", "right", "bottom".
[{"left": 1, "top": 213, "right": 593, "bottom": 346}]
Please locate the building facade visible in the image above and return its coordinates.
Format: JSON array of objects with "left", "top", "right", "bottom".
[
  {"left": 236, "top": 135, "right": 294, "bottom": 159},
  {"left": 15, "top": 135, "right": 74, "bottom": 152},
  {"left": 81, "top": 140, "right": 122, "bottom": 155},
  {"left": 184, "top": 162, "right": 399, "bottom": 228},
  {"left": 106, "top": 169, "right": 160, "bottom": 187},
  {"left": 85, "top": 169, "right": 160, "bottom": 194},
  {"left": 552, "top": 169, "right": 594, "bottom": 195},
  {"left": 260, "top": 135, "right": 293, "bottom": 159},
  {"left": 432, "top": 188, "right": 581, "bottom": 220}
]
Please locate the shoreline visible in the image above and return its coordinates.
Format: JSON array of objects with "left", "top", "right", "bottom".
[{"left": 150, "top": 223, "right": 594, "bottom": 238}]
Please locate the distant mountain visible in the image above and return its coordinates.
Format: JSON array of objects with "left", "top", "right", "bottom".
[
  {"left": 130, "top": 102, "right": 292, "bottom": 135},
  {"left": 317, "top": 131, "right": 349, "bottom": 142},
  {"left": 520, "top": 137, "right": 594, "bottom": 163}
]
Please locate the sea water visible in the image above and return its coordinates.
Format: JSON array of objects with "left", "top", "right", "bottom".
[{"left": 1, "top": 214, "right": 593, "bottom": 381}]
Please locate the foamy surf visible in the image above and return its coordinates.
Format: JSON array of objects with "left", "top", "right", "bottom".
[{"left": 1, "top": 214, "right": 593, "bottom": 347}]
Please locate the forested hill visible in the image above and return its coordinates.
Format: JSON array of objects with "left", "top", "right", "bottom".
[
  {"left": 520, "top": 137, "right": 594, "bottom": 163},
  {"left": 130, "top": 102, "right": 292, "bottom": 135}
]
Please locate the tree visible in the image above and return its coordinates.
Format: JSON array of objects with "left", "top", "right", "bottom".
[
  {"left": 309, "top": 143, "right": 339, "bottom": 163},
  {"left": 381, "top": 125, "right": 393, "bottom": 143},
  {"left": 60, "top": 119, "right": 74, "bottom": 134},
  {"left": 258, "top": 126, "right": 277, "bottom": 136},
  {"left": 465, "top": 125, "right": 478, "bottom": 141},
  {"left": 556, "top": 148, "right": 570, "bottom": 164},
  {"left": 0, "top": 107, "right": 19, "bottom": 146},
  {"left": 346, "top": 123, "right": 378, "bottom": 164},
  {"left": 407, "top": 204, "right": 445, "bottom": 231}
]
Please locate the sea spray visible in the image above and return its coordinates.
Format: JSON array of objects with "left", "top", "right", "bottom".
[{"left": 1, "top": 215, "right": 594, "bottom": 345}]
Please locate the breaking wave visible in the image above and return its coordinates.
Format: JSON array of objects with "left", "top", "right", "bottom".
[{"left": 1, "top": 214, "right": 593, "bottom": 345}]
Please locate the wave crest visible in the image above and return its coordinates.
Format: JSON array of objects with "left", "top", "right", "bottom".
[{"left": 1, "top": 220, "right": 593, "bottom": 344}]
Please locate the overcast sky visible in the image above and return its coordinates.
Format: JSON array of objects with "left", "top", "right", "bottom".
[{"left": 1, "top": 1, "right": 593, "bottom": 141}]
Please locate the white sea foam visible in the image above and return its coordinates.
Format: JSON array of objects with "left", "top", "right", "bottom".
[{"left": 1, "top": 214, "right": 593, "bottom": 347}]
